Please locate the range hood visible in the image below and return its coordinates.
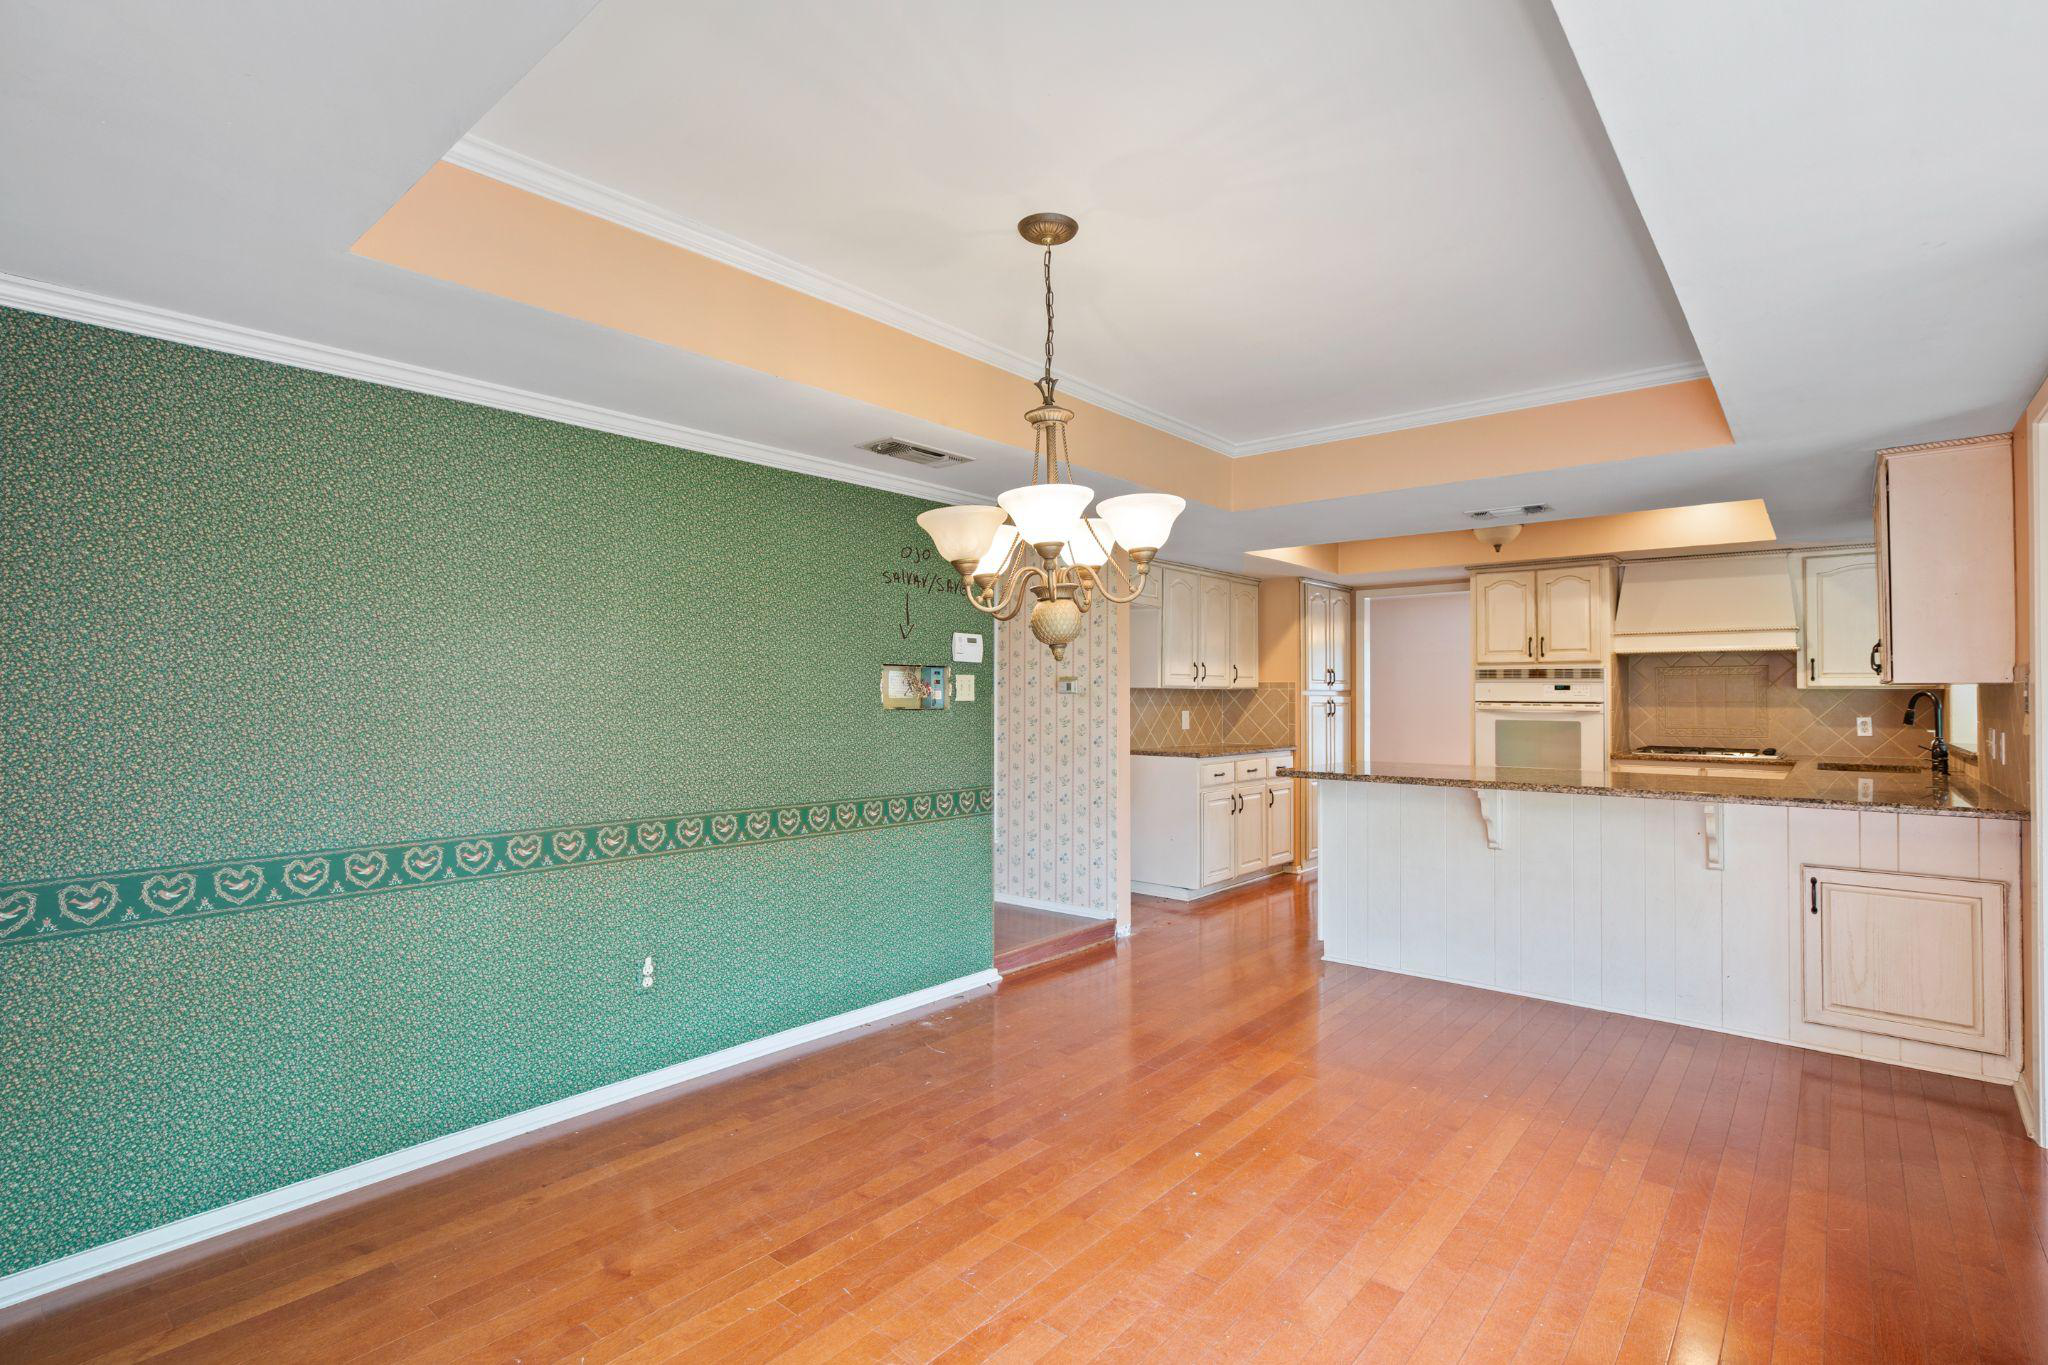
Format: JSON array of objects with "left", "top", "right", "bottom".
[{"left": 1611, "top": 552, "right": 1798, "bottom": 654}]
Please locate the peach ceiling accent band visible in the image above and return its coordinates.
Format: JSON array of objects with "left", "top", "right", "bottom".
[
  {"left": 1250, "top": 499, "right": 1777, "bottom": 578},
  {"left": 355, "top": 163, "right": 1732, "bottom": 513},
  {"left": 355, "top": 164, "right": 1230, "bottom": 505}
]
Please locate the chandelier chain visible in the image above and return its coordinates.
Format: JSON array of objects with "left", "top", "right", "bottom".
[{"left": 1042, "top": 245, "right": 1056, "bottom": 387}]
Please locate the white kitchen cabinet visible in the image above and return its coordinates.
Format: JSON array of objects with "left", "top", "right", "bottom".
[
  {"left": 1303, "top": 582, "right": 1352, "bottom": 690},
  {"left": 1301, "top": 693, "right": 1348, "bottom": 865},
  {"left": 1197, "top": 574, "right": 1233, "bottom": 688},
  {"left": 1876, "top": 434, "right": 2015, "bottom": 684},
  {"left": 1158, "top": 567, "right": 1201, "bottom": 688},
  {"left": 1472, "top": 571, "right": 1537, "bottom": 664},
  {"left": 1798, "top": 550, "right": 1895, "bottom": 688},
  {"left": 1534, "top": 565, "right": 1605, "bottom": 662},
  {"left": 1132, "top": 750, "right": 1295, "bottom": 898},
  {"left": 1199, "top": 788, "right": 1236, "bottom": 886},
  {"left": 1229, "top": 581, "right": 1260, "bottom": 689},
  {"left": 1474, "top": 566, "right": 1610, "bottom": 665},
  {"left": 1264, "top": 780, "right": 1294, "bottom": 867},
  {"left": 1131, "top": 563, "right": 1259, "bottom": 690},
  {"left": 1800, "top": 865, "right": 2008, "bottom": 1055}
]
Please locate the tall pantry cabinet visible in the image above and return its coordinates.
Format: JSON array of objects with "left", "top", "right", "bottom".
[{"left": 1260, "top": 577, "right": 1356, "bottom": 871}]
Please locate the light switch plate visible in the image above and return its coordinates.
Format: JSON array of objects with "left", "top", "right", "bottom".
[
  {"left": 951, "top": 632, "right": 984, "bottom": 663},
  {"left": 1057, "top": 678, "right": 1085, "bottom": 695},
  {"left": 955, "top": 672, "right": 975, "bottom": 702}
]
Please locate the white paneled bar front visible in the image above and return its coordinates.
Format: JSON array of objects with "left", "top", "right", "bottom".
[{"left": 1316, "top": 782, "right": 2021, "bottom": 1083}]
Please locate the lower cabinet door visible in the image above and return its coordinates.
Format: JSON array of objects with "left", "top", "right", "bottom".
[
  {"left": 1264, "top": 782, "right": 1294, "bottom": 866},
  {"left": 1233, "top": 785, "right": 1266, "bottom": 876},
  {"left": 1801, "top": 865, "right": 2009, "bottom": 1054},
  {"left": 1199, "top": 789, "right": 1236, "bottom": 886}
]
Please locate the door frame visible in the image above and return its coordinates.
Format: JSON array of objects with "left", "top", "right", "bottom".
[{"left": 2026, "top": 398, "right": 2048, "bottom": 1140}]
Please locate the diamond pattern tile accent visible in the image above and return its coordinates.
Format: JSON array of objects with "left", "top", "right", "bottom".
[
  {"left": 1622, "top": 652, "right": 1935, "bottom": 761},
  {"left": 1131, "top": 685, "right": 1296, "bottom": 752}
]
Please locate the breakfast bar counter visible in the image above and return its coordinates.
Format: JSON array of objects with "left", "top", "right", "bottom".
[{"left": 1276, "top": 757, "right": 2027, "bottom": 820}]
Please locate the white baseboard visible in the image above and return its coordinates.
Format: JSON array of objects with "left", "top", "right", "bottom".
[
  {"left": 1132, "top": 868, "right": 1286, "bottom": 902},
  {"left": 0, "top": 967, "right": 999, "bottom": 1313},
  {"left": 995, "top": 894, "right": 1115, "bottom": 921}
]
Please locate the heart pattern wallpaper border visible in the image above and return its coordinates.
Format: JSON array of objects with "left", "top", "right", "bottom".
[{"left": 0, "top": 785, "right": 992, "bottom": 947}]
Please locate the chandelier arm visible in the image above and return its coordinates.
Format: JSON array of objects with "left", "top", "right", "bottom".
[
  {"left": 1080, "top": 562, "right": 1152, "bottom": 606},
  {"left": 986, "top": 562, "right": 1047, "bottom": 620}
]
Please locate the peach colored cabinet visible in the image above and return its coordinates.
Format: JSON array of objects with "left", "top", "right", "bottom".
[
  {"left": 1533, "top": 565, "right": 1608, "bottom": 663},
  {"left": 1875, "top": 435, "right": 2016, "bottom": 684}
]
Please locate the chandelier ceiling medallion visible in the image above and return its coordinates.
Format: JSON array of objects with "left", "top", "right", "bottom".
[{"left": 915, "top": 213, "right": 1185, "bottom": 661}]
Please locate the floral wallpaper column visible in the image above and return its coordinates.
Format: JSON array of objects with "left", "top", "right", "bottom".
[{"left": 992, "top": 602, "right": 1120, "bottom": 920}]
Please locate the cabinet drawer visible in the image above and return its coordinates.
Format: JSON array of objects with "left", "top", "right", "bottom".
[
  {"left": 1199, "top": 763, "right": 1235, "bottom": 788},
  {"left": 1235, "top": 757, "right": 1268, "bottom": 782}
]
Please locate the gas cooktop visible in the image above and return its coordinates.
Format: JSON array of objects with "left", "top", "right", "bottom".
[{"left": 1632, "top": 745, "right": 1780, "bottom": 760}]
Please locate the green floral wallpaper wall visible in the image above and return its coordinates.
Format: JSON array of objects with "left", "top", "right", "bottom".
[{"left": 0, "top": 307, "right": 994, "bottom": 1276}]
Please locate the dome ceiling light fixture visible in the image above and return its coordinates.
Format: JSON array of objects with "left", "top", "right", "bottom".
[{"left": 916, "top": 213, "right": 1184, "bottom": 661}]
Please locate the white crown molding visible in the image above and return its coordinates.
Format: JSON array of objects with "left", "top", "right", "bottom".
[
  {"left": 0, "top": 967, "right": 1000, "bottom": 1311},
  {"left": 1226, "top": 360, "right": 1712, "bottom": 457},
  {"left": 446, "top": 136, "right": 1236, "bottom": 456},
  {"left": 0, "top": 271, "right": 975, "bottom": 505}
]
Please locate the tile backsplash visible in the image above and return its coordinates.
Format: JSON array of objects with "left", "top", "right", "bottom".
[
  {"left": 1131, "top": 685, "right": 1295, "bottom": 752},
  {"left": 1621, "top": 652, "right": 1936, "bottom": 761}
]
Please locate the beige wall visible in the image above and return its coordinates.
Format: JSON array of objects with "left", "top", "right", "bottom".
[{"left": 1365, "top": 593, "right": 1474, "bottom": 765}]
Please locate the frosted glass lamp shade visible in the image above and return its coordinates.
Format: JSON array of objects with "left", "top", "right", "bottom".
[
  {"left": 1094, "top": 493, "right": 1184, "bottom": 552},
  {"left": 1065, "top": 518, "right": 1116, "bottom": 567},
  {"left": 973, "top": 524, "right": 1021, "bottom": 577},
  {"left": 998, "top": 483, "right": 1093, "bottom": 549},
  {"left": 916, "top": 504, "right": 1009, "bottom": 566}
]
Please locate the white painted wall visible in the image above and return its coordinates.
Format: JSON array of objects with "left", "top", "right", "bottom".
[
  {"left": 993, "top": 606, "right": 1127, "bottom": 927},
  {"left": 1318, "top": 781, "right": 2022, "bottom": 1083},
  {"left": 1366, "top": 591, "right": 1473, "bottom": 766}
]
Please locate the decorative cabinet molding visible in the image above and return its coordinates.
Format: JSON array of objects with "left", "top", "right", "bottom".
[
  {"left": 1131, "top": 562, "right": 1260, "bottom": 690},
  {"left": 1876, "top": 435, "right": 2016, "bottom": 684}
]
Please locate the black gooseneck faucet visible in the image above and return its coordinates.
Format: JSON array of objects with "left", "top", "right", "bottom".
[{"left": 1901, "top": 690, "right": 1948, "bottom": 777}]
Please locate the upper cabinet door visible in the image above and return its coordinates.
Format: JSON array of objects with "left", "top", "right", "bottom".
[
  {"left": 1472, "top": 572, "right": 1537, "bottom": 664},
  {"left": 1197, "top": 575, "right": 1234, "bottom": 688},
  {"left": 1534, "top": 566, "right": 1603, "bottom": 663},
  {"left": 1159, "top": 567, "right": 1200, "bottom": 687},
  {"left": 1303, "top": 583, "right": 1331, "bottom": 688},
  {"left": 1229, "top": 580, "right": 1260, "bottom": 689},
  {"left": 1326, "top": 588, "right": 1352, "bottom": 690},
  {"left": 1877, "top": 437, "right": 2017, "bottom": 684},
  {"left": 1801, "top": 551, "right": 1889, "bottom": 688}
]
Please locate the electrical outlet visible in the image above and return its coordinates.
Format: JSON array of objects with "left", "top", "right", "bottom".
[
  {"left": 640, "top": 956, "right": 655, "bottom": 990},
  {"left": 1855, "top": 716, "right": 1873, "bottom": 737},
  {"left": 1180, "top": 709, "right": 1190, "bottom": 731}
]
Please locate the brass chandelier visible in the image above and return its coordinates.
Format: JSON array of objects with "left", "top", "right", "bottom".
[{"left": 915, "top": 213, "right": 1185, "bottom": 660}]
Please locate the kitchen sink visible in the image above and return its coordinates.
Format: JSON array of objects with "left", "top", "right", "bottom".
[{"left": 1815, "top": 761, "right": 1920, "bottom": 773}]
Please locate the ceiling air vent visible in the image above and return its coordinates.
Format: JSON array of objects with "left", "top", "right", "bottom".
[
  {"left": 1465, "top": 503, "right": 1551, "bottom": 520},
  {"left": 862, "top": 438, "right": 971, "bottom": 468}
]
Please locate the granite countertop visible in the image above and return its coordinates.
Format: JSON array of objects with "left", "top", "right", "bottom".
[
  {"left": 1275, "top": 758, "right": 2028, "bottom": 820},
  {"left": 1133, "top": 745, "right": 1293, "bottom": 759}
]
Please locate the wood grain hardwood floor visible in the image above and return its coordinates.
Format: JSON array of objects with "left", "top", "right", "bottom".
[{"left": 5, "top": 874, "right": 2047, "bottom": 1362}]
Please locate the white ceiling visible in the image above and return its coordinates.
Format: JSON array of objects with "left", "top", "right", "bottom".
[
  {"left": 466, "top": 0, "right": 1703, "bottom": 453},
  {"left": 2, "top": 3, "right": 2046, "bottom": 571}
]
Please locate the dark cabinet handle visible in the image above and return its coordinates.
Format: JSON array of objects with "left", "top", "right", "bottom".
[
  {"left": 1870, "top": 641, "right": 1882, "bottom": 675},
  {"left": 1809, "top": 876, "right": 1819, "bottom": 914},
  {"left": 1232, "top": 664, "right": 1239, "bottom": 684},
  {"left": 1527, "top": 636, "right": 1533, "bottom": 658},
  {"left": 1267, "top": 788, "right": 1274, "bottom": 807},
  {"left": 1539, "top": 636, "right": 1546, "bottom": 657},
  {"left": 1808, "top": 656, "right": 1816, "bottom": 682}
]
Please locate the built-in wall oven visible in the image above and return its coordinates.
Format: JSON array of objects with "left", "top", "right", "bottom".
[{"left": 1473, "top": 668, "right": 1608, "bottom": 772}]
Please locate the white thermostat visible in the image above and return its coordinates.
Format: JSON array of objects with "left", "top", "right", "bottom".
[{"left": 951, "top": 631, "right": 984, "bottom": 663}]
